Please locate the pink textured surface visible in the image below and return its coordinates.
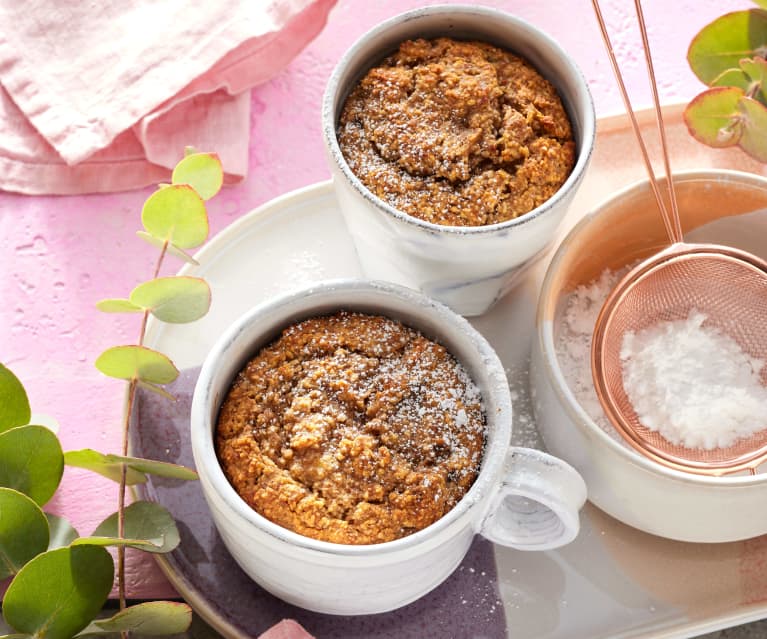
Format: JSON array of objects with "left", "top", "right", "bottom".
[{"left": 0, "top": 0, "right": 750, "bottom": 599}]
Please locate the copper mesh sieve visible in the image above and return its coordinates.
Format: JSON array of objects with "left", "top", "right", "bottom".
[
  {"left": 589, "top": 0, "right": 767, "bottom": 476},
  {"left": 592, "top": 245, "right": 767, "bottom": 475}
]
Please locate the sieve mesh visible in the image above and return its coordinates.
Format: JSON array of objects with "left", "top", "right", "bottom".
[
  {"left": 589, "top": 0, "right": 767, "bottom": 475},
  {"left": 593, "top": 247, "right": 767, "bottom": 475}
]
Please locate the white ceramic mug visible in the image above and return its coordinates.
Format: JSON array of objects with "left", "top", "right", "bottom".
[
  {"left": 191, "top": 280, "right": 586, "bottom": 615},
  {"left": 322, "top": 6, "right": 596, "bottom": 317}
]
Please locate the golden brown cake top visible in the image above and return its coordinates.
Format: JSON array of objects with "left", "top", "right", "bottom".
[
  {"left": 338, "top": 37, "right": 575, "bottom": 226},
  {"left": 216, "top": 311, "right": 486, "bottom": 544}
]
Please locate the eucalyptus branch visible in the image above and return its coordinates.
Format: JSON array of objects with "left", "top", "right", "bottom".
[
  {"left": 118, "top": 240, "right": 168, "bottom": 619},
  {"left": 0, "top": 150, "right": 223, "bottom": 639},
  {"left": 684, "top": 1, "right": 767, "bottom": 161}
]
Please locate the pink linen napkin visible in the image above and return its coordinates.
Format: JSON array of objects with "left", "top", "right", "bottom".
[
  {"left": 0, "top": 0, "right": 336, "bottom": 195},
  {"left": 258, "top": 619, "right": 315, "bottom": 639}
]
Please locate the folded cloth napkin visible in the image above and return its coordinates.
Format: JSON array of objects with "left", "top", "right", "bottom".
[
  {"left": 0, "top": 0, "right": 336, "bottom": 194},
  {"left": 258, "top": 619, "right": 315, "bottom": 639}
]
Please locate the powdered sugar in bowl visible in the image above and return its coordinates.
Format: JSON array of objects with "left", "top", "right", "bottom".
[
  {"left": 192, "top": 279, "right": 586, "bottom": 614},
  {"left": 531, "top": 169, "right": 767, "bottom": 543}
]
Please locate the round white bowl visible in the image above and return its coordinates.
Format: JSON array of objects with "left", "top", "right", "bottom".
[
  {"left": 192, "top": 280, "right": 586, "bottom": 614},
  {"left": 322, "top": 5, "right": 595, "bottom": 317},
  {"left": 531, "top": 169, "right": 767, "bottom": 543}
]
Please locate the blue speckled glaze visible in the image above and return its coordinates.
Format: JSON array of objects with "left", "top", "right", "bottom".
[{"left": 133, "top": 368, "right": 507, "bottom": 639}]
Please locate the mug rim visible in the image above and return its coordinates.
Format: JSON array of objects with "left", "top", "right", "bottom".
[
  {"left": 191, "top": 279, "right": 512, "bottom": 556},
  {"left": 321, "top": 3, "right": 596, "bottom": 237},
  {"left": 536, "top": 168, "right": 767, "bottom": 487}
]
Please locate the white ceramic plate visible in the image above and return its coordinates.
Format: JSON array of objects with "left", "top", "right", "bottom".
[{"left": 137, "top": 106, "right": 767, "bottom": 639}]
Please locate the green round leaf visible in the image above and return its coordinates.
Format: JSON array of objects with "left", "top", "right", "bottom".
[
  {"left": 0, "top": 364, "right": 31, "bottom": 434},
  {"left": 95, "top": 298, "right": 142, "bottom": 314},
  {"left": 171, "top": 152, "right": 224, "bottom": 201},
  {"left": 137, "top": 380, "right": 176, "bottom": 401},
  {"left": 64, "top": 449, "right": 197, "bottom": 484},
  {"left": 684, "top": 87, "right": 744, "bottom": 147},
  {"left": 688, "top": 10, "right": 767, "bottom": 84},
  {"left": 141, "top": 184, "right": 208, "bottom": 249},
  {"left": 712, "top": 68, "right": 751, "bottom": 92},
  {"left": 91, "top": 501, "right": 180, "bottom": 554},
  {"left": 130, "top": 276, "right": 211, "bottom": 324},
  {"left": 45, "top": 513, "right": 79, "bottom": 550},
  {"left": 120, "top": 458, "right": 197, "bottom": 481},
  {"left": 737, "top": 96, "right": 767, "bottom": 161},
  {"left": 92, "top": 601, "right": 192, "bottom": 635},
  {"left": 0, "top": 488, "right": 49, "bottom": 579},
  {"left": 3, "top": 546, "right": 113, "bottom": 639},
  {"left": 0, "top": 426, "right": 64, "bottom": 506},
  {"left": 95, "top": 346, "right": 178, "bottom": 385},
  {"left": 71, "top": 535, "right": 161, "bottom": 550},
  {"left": 64, "top": 449, "right": 147, "bottom": 485},
  {"left": 740, "top": 57, "right": 767, "bottom": 102}
]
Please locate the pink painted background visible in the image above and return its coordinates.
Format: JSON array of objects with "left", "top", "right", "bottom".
[{"left": 0, "top": 0, "right": 751, "bottom": 597}]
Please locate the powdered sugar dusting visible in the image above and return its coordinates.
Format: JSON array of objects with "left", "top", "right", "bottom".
[
  {"left": 556, "top": 269, "right": 767, "bottom": 451},
  {"left": 555, "top": 269, "right": 623, "bottom": 439},
  {"left": 621, "top": 310, "right": 767, "bottom": 450}
]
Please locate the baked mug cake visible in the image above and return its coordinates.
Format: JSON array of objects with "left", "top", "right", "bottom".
[
  {"left": 322, "top": 5, "right": 595, "bottom": 316},
  {"left": 338, "top": 37, "right": 576, "bottom": 227},
  {"left": 191, "top": 280, "right": 586, "bottom": 614},
  {"left": 216, "top": 311, "right": 486, "bottom": 544}
]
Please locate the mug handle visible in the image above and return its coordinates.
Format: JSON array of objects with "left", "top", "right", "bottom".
[{"left": 478, "top": 447, "right": 587, "bottom": 551}]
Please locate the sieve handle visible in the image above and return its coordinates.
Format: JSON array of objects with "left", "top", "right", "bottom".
[{"left": 478, "top": 447, "right": 587, "bottom": 550}]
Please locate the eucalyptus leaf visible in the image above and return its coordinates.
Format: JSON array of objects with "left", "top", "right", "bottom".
[
  {"left": 64, "top": 449, "right": 147, "bottom": 485},
  {"left": 171, "top": 152, "right": 224, "bottom": 201},
  {"left": 737, "top": 96, "right": 767, "bottom": 161},
  {"left": 130, "top": 276, "right": 211, "bottom": 323},
  {"left": 137, "top": 380, "right": 176, "bottom": 401},
  {"left": 712, "top": 68, "right": 751, "bottom": 92},
  {"left": 45, "top": 513, "right": 79, "bottom": 550},
  {"left": 141, "top": 184, "right": 208, "bottom": 249},
  {"left": 0, "top": 488, "right": 49, "bottom": 579},
  {"left": 2, "top": 546, "right": 113, "bottom": 639},
  {"left": 95, "top": 345, "right": 178, "bottom": 385},
  {"left": 116, "top": 456, "right": 197, "bottom": 481},
  {"left": 87, "top": 601, "right": 192, "bottom": 635},
  {"left": 135, "top": 231, "right": 200, "bottom": 266},
  {"left": 683, "top": 87, "right": 744, "bottom": 147},
  {"left": 64, "top": 449, "right": 196, "bottom": 483},
  {"left": 0, "top": 425, "right": 63, "bottom": 506},
  {"left": 71, "top": 536, "right": 160, "bottom": 550},
  {"left": 95, "top": 298, "right": 143, "bottom": 314},
  {"left": 688, "top": 10, "right": 767, "bottom": 84},
  {"left": 740, "top": 57, "right": 767, "bottom": 101},
  {"left": 0, "top": 363, "right": 30, "bottom": 433},
  {"left": 91, "top": 501, "right": 180, "bottom": 554}
]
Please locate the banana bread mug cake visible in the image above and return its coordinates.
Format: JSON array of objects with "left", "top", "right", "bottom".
[
  {"left": 337, "top": 37, "right": 576, "bottom": 227},
  {"left": 216, "top": 311, "right": 486, "bottom": 545}
]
